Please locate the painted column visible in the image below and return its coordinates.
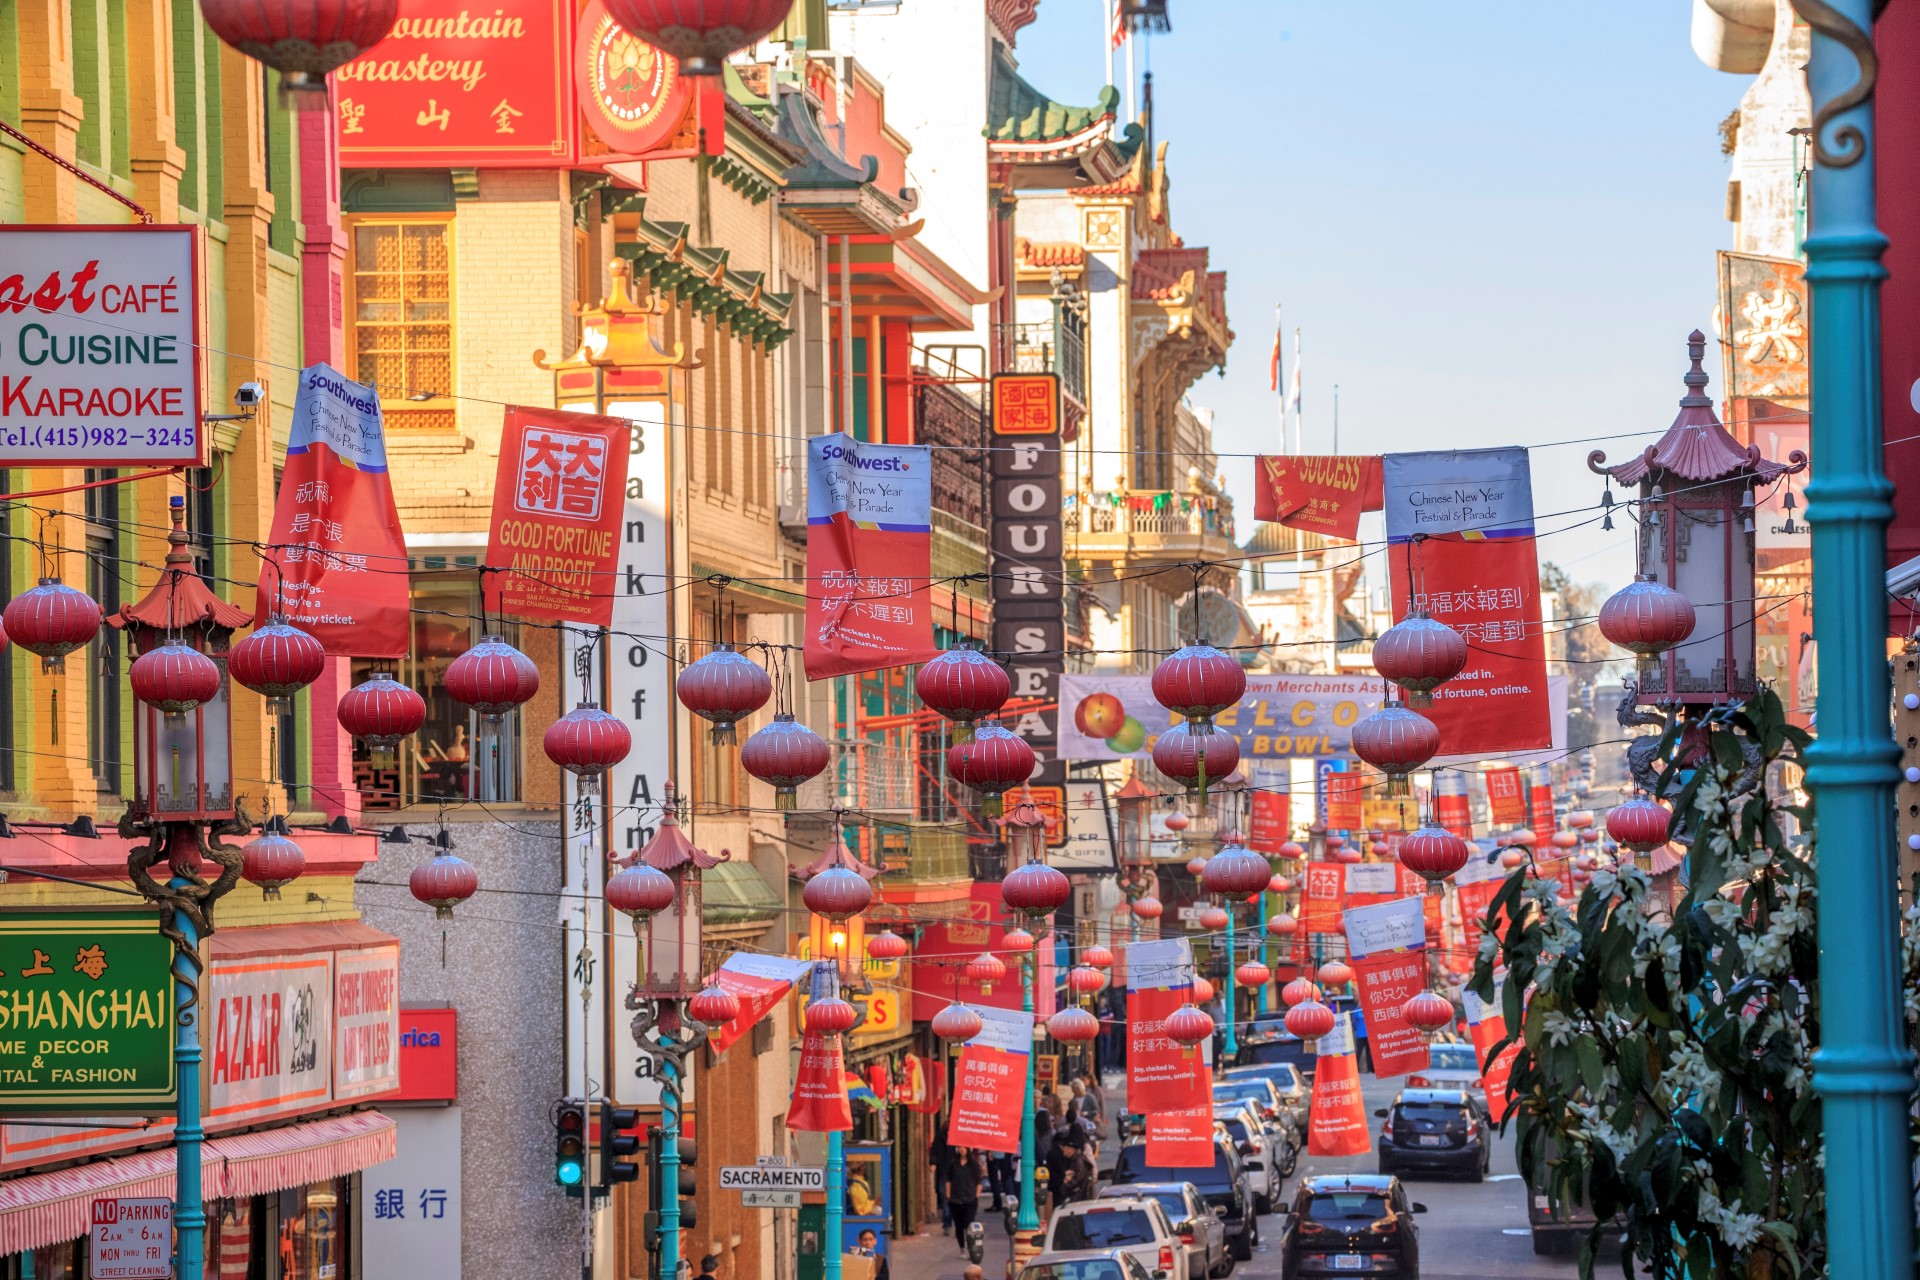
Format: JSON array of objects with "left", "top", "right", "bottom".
[
  {"left": 661, "top": 1049, "right": 682, "bottom": 1280},
  {"left": 1017, "top": 950, "right": 1039, "bottom": 1237},
  {"left": 1223, "top": 910, "right": 1238, "bottom": 1057},
  {"left": 824, "top": 959, "right": 845, "bottom": 1280},
  {"left": 170, "top": 866, "right": 206, "bottom": 1278},
  {"left": 1796, "top": 2, "right": 1919, "bottom": 1276}
]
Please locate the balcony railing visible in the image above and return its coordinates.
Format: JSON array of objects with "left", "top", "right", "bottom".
[
  {"left": 877, "top": 823, "right": 970, "bottom": 883},
  {"left": 995, "top": 319, "right": 1088, "bottom": 407},
  {"left": 792, "top": 737, "right": 919, "bottom": 813},
  {"left": 1072, "top": 491, "right": 1236, "bottom": 542}
]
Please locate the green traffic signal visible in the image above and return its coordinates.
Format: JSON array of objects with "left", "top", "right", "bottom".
[{"left": 555, "top": 1102, "right": 589, "bottom": 1191}]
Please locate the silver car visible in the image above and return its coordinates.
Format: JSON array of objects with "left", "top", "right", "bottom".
[
  {"left": 1099, "top": 1181, "right": 1230, "bottom": 1279},
  {"left": 1222, "top": 1062, "right": 1310, "bottom": 1132},
  {"left": 1044, "top": 1196, "right": 1187, "bottom": 1280},
  {"left": 1213, "top": 1102, "right": 1281, "bottom": 1215},
  {"left": 1017, "top": 1248, "right": 1159, "bottom": 1280},
  {"left": 1411, "top": 1039, "right": 1490, "bottom": 1115}
]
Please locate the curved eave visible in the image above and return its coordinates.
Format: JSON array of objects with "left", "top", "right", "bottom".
[{"left": 827, "top": 234, "right": 988, "bottom": 332}]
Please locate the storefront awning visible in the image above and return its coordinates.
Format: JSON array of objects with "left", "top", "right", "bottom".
[{"left": 0, "top": 1110, "right": 395, "bottom": 1256}]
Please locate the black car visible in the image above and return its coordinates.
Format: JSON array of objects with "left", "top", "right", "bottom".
[
  {"left": 1112, "top": 1130, "right": 1260, "bottom": 1263},
  {"left": 1374, "top": 1088, "right": 1490, "bottom": 1181},
  {"left": 1274, "top": 1174, "right": 1426, "bottom": 1279}
]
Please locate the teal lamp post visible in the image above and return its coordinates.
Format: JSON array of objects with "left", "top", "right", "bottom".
[
  {"left": 1001, "top": 801, "right": 1071, "bottom": 1266},
  {"left": 1792, "top": 2, "right": 1919, "bottom": 1274},
  {"left": 1201, "top": 840, "right": 1271, "bottom": 1064}
]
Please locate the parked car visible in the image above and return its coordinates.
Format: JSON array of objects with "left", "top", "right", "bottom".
[
  {"left": 1233, "top": 1014, "right": 1314, "bottom": 1080},
  {"left": 1214, "top": 1103, "right": 1282, "bottom": 1214},
  {"left": 1017, "top": 1248, "right": 1159, "bottom": 1280},
  {"left": 1274, "top": 1174, "right": 1426, "bottom": 1279},
  {"left": 1112, "top": 1128, "right": 1260, "bottom": 1263},
  {"left": 1097, "top": 1182, "right": 1230, "bottom": 1280},
  {"left": 1407, "top": 1039, "right": 1483, "bottom": 1104},
  {"left": 1374, "top": 1089, "right": 1490, "bottom": 1181},
  {"left": 1211, "top": 1077, "right": 1289, "bottom": 1136},
  {"left": 1524, "top": 1132, "right": 1621, "bottom": 1257},
  {"left": 1045, "top": 1197, "right": 1188, "bottom": 1280},
  {"left": 1223, "top": 1062, "right": 1310, "bottom": 1131}
]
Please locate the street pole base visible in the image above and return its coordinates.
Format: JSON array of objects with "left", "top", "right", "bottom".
[{"left": 1010, "top": 1226, "right": 1045, "bottom": 1277}]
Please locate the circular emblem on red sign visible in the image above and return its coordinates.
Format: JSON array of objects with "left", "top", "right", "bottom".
[{"left": 577, "top": 0, "right": 692, "bottom": 155}]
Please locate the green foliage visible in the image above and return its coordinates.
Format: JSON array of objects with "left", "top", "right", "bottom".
[{"left": 1470, "top": 689, "right": 1822, "bottom": 1278}]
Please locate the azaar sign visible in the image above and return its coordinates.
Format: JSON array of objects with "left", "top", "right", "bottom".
[{"left": 989, "top": 374, "right": 1064, "bottom": 790}]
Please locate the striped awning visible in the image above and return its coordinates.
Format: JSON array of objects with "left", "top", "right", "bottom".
[{"left": 0, "top": 1110, "right": 395, "bottom": 1256}]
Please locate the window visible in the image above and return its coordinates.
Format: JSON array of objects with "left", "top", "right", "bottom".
[
  {"left": 348, "top": 218, "right": 455, "bottom": 427},
  {"left": 83, "top": 471, "right": 122, "bottom": 795},
  {"left": 1427, "top": 1045, "right": 1478, "bottom": 1072},
  {"left": 1305, "top": 1193, "right": 1388, "bottom": 1225},
  {"left": 1051, "top": 1208, "right": 1155, "bottom": 1250}
]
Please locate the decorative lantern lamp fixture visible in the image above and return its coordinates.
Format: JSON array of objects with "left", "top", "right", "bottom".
[
  {"left": 1066, "top": 965, "right": 1107, "bottom": 998},
  {"left": 1048, "top": 1007, "right": 1100, "bottom": 1043},
  {"left": 1150, "top": 644, "right": 1246, "bottom": 734},
  {"left": 1201, "top": 844, "right": 1273, "bottom": 899},
  {"left": 603, "top": 0, "right": 794, "bottom": 75},
  {"left": 1235, "top": 959, "right": 1271, "bottom": 988},
  {"left": 1152, "top": 721, "right": 1241, "bottom": 803},
  {"left": 443, "top": 636, "right": 540, "bottom": 722},
  {"left": 1589, "top": 331, "right": 1804, "bottom": 708},
  {"left": 1350, "top": 700, "right": 1440, "bottom": 797},
  {"left": 804, "top": 995, "right": 858, "bottom": 1035},
  {"left": 739, "top": 714, "right": 830, "bottom": 811},
  {"left": 1371, "top": 610, "right": 1468, "bottom": 707},
  {"left": 1279, "top": 840, "right": 1306, "bottom": 860},
  {"left": 1113, "top": 775, "right": 1157, "bottom": 870},
  {"left": 1268, "top": 874, "right": 1293, "bottom": 894},
  {"left": 1185, "top": 855, "right": 1209, "bottom": 877},
  {"left": 1397, "top": 825, "right": 1471, "bottom": 895},
  {"left": 544, "top": 702, "right": 632, "bottom": 795},
  {"left": 915, "top": 643, "right": 1010, "bottom": 743},
  {"left": 965, "top": 950, "right": 1008, "bottom": 992},
  {"left": 1001, "top": 802, "right": 1069, "bottom": 918},
  {"left": 198, "top": 0, "right": 399, "bottom": 100},
  {"left": 947, "top": 721, "right": 1035, "bottom": 817},
  {"left": 802, "top": 866, "right": 874, "bottom": 922},
  {"left": 339, "top": 672, "right": 428, "bottom": 758},
  {"left": 3, "top": 578, "right": 101, "bottom": 672},
  {"left": 676, "top": 644, "right": 772, "bottom": 744},
  {"left": 1131, "top": 895, "right": 1163, "bottom": 921},
  {"left": 1191, "top": 976, "right": 1214, "bottom": 1003},
  {"left": 631, "top": 784, "right": 722, "bottom": 1001},
  {"left": 1164, "top": 810, "right": 1190, "bottom": 832},
  {"left": 1606, "top": 796, "right": 1675, "bottom": 853},
  {"left": 228, "top": 619, "right": 326, "bottom": 714},
  {"left": 933, "top": 1003, "right": 984, "bottom": 1044}
]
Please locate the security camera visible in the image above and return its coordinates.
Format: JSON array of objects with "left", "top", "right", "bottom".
[
  {"left": 235, "top": 381, "right": 265, "bottom": 408},
  {"left": 1889, "top": 553, "right": 1920, "bottom": 600}
]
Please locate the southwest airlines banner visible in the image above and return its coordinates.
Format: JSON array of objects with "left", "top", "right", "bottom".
[
  {"left": 1253, "top": 455, "right": 1384, "bottom": 540},
  {"left": 706, "top": 954, "right": 811, "bottom": 1056},
  {"left": 1383, "top": 448, "right": 1551, "bottom": 755},
  {"left": 1145, "top": 1104, "right": 1215, "bottom": 1168},
  {"left": 1306, "top": 1014, "right": 1371, "bottom": 1157},
  {"left": 1463, "top": 982, "right": 1520, "bottom": 1123},
  {"left": 1343, "top": 896, "right": 1432, "bottom": 1078},
  {"left": 1127, "top": 938, "right": 1208, "bottom": 1113},
  {"left": 483, "top": 405, "right": 630, "bottom": 627},
  {"left": 946, "top": 1005, "right": 1032, "bottom": 1154},
  {"left": 255, "top": 364, "right": 409, "bottom": 655},
  {"left": 802, "top": 433, "right": 938, "bottom": 679},
  {"left": 1058, "top": 673, "right": 1385, "bottom": 763}
]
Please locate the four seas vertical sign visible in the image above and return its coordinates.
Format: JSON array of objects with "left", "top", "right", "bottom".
[{"left": 989, "top": 374, "right": 1064, "bottom": 804}]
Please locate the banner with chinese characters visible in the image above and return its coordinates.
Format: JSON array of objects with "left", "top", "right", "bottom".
[
  {"left": 1528, "top": 767, "right": 1556, "bottom": 845},
  {"left": 1383, "top": 448, "right": 1551, "bottom": 755},
  {"left": 1483, "top": 765, "right": 1526, "bottom": 828},
  {"left": 1247, "top": 790, "right": 1290, "bottom": 853},
  {"left": 254, "top": 364, "right": 410, "bottom": 656},
  {"left": 945, "top": 1005, "right": 1031, "bottom": 1154},
  {"left": 1452, "top": 852, "right": 1507, "bottom": 954},
  {"left": 909, "top": 884, "right": 1053, "bottom": 1021},
  {"left": 1433, "top": 770, "right": 1472, "bottom": 840},
  {"left": 1058, "top": 673, "right": 1385, "bottom": 763},
  {"left": 1306, "top": 1014, "right": 1371, "bottom": 1157},
  {"left": 1145, "top": 1104, "right": 1215, "bottom": 1169},
  {"left": 802, "top": 432, "right": 938, "bottom": 679},
  {"left": 1126, "top": 939, "right": 1208, "bottom": 1114},
  {"left": 990, "top": 374, "right": 1066, "bottom": 791},
  {"left": 1300, "top": 862, "right": 1344, "bottom": 934},
  {"left": 1343, "top": 896, "right": 1432, "bottom": 1078},
  {"left": 1463, "top": 982, "right": 1519, "bottom": 1123},
  {"left": 1325, "top": 771, "right": 1365, "bottom": 831},
  {"left": 1253, "top": 455, "right": 1384, "bottom": 540},
  {"left": 706, "top": 954, "right": 812, "bottom": 1056},
  {"left": 483, "top": 405, "right": 630, "bottom": 627},
  {"left": 786, "top": 1028, "right": 853, "bottom": 1132}
]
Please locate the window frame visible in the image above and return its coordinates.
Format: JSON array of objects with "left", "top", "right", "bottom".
[{"left": 342, "top": 212, "right": 459, "bottom": 421}]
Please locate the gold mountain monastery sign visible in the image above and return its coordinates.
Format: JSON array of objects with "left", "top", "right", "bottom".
[{"left": 577, "top": 0, "right": 692, "bottom": 156}]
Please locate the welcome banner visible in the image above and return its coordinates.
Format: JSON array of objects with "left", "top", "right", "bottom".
[
  {"left": 802, "top": 432, "right": 938, "bottom": 679},
  {"left": 483, "top": 406, "right": 630, "bottom": 627},
  {"left": 1383, "top": 448, "right": 1552, "bottom": 756},
  {"left": 1058, "top": 673, "right": 1385, "bottom": 763},
  {"left": 1343, "top": 895, "right": 1433, "bottom": 1078},
  {"left": 1306, "top": 1014, "right": 1372, "bottom": 1157},
  {"left": 706, "top": 953, "right": 812, "bottom": 1055},
  {"left": 1253, "top": 454, "right": 1384, "bottom": 540},
  {"left": 255, "top": 364, "right": 409, "bottom": 655},
  {"left": 946, "top": 1005, "right": 1031, "bottom": 1154},
  {"left": 1127, "top": 938, "right": 1208, "bottom": 1114}
]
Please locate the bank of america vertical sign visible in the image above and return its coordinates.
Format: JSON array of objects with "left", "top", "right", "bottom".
[{"left": 989, "top": 374, "right": 1065, "bottom": 801}]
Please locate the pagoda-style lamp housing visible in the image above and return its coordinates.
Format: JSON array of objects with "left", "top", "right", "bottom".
[
  {"left": 111, "top": 496, "right": 250, "bottom": 823},
  {"left": 1114, "top": 775, "right": 1155, "bottom": 869},
  {"left": 1004, "top": 796, "right": 1048, "bottom": 870},
  {"left": 795, "top": 822, "right": 882, "bottom": 983},
  {"left": 1590, "top": 331, "right": 1806, "bottom": 707},
  {"left": 631, "top": 783, "right": 724, "bottom": 1002}
]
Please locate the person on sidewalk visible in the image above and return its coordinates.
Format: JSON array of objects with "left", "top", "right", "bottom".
[
  {"left": 946, "top": 1147, "right": 985, "bottom": 1251},
  {"left": 931, "top": 1130, "right": 954, "bottom": 1234},
  {"left": 987, "top": 1150, "right": 1014, "bottom": 1212}
]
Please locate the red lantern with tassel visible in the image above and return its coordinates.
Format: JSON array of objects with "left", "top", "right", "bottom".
[
  {"left": 410, "top": 853, "right": 478, "bottom": 920},
  {"left": 339, "top": 672, "right": 427, "bottom": 752},
  {"left": 933, "top": 1003, "right": 984, "bottom": 1043},
  {"left": 1350, "top": 700, "right": 1440, "bottom": 797},
  {"left": 544, "top": 702, "right": 632, "bottom": 794},
  {"left": 676, "top": 644, "right": 772, "bottom": 744},
  {"left": 740, "top": 714, "right": 830, "bottom": 810},
  {"left": 1150, "top": 644, "right": 1246, "bottom": 733},
  {"left": 130, "top": 643, "right": 221, "bottom": 718},
  {"left": 444, "top": 636, "right": 540, "bottom": 722},
  {"left": 1398, "top": 825, "right": 1471, "bottom": 895},
  {"left": 1152, "top": 722, "right": 1241, "bottom": 802},
  {"left": 1598, "top": 575, "right": 1697, "bottom": 657},
  {"left": 229, "top": 620, "right": 326, "bottom": 713},
  {"left": 1371, "top": 609, "right": 1468, "bottom": 707},
  {"left": 1048, "top": 1007, "right": 1100, "bottom": 1043},
  {"left": 1606, "top": 797, "right": 1674, "bottom": 853},
  {"left": 4, "top": 579, "right": 101, "bottom": 672},
  {"left": 947, "top": 722, "right": 1034, "bottom": 817},
  {"left": 915, "top": 644, "right": 1010, "bottom": 743}
]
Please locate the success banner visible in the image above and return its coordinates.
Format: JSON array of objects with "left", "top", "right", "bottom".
[
  {"left": 803, "top": 433, "right": 938, "bottom": 679},
  {"left": 1253, "top": 455, "right": 1384, "bottom": 540},
  {"left": 1127, "top": 939, "right": 1208, "bottom": 1114},
  {"left": 946, "top": 1005, "right": 1032, "bottom": 1154}
]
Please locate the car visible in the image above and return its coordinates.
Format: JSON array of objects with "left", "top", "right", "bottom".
[
  {"left": 1045, "top": 1197, "right": 1189, "bottom": 1280},
  {"left": 1210, "top": 1077, "right": 1294, "bottom": 1144},
  {"left": 1017, "top": 1248, "right": 1160, "bottom": 1280},
  {"left": 1407, "top": 1039, "right": 1483, "bottom": 1102},
  {"left": 1274, "top": 1174, "right": 1426, "bottom": 1279},
  {"left": 1112, "top": 1128, "right": 1260, "bottom": 1263},
  {"left": 1233, "top": 1015, "right": 1315, "bottom": 1080},
  {"left": 1374, "top": 1089, "right": 1490, "bottom": 1181},
  {"left": 1097, "top": 1182, "right": 1229, "bottom": 1280},
  {"left": 1213, "top": 1103, "right": 1283, "bottom": 1214},
  {"left": 1223, "top": 1062, "right": 1311, "bottom": 1131}
]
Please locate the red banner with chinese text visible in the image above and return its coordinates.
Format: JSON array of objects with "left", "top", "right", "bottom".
[
  {"left": 1146, "top": 1104, "right": 1216, "bottom": 1169},
  {"left": 1248, "top": 790, "right": 1290, "bottom": 853},
  {"left": 786, "top": 1030, "right": 852, "bottom": 1131},
  {"left": 803, "top": 433, "right": 939, "bottom": 679},
  {"left": 1529, "top": 774, "right": 1557, "bottom": 845},
  {"left": 1433, "top": 773, "right": 1473, "bottom": 841},
  {"left": 483, "top": 406, "right": 630, "bottom": 627},
  {"left": 1343, "top": 896, "right": 1433, "bottom": 1078},
  {"left": 1301, "top": 863, "right": 1345, "bottom": 934},
  {"left": 1483, "top": 766, "right": 1525, "bottom": 828},
  {"left": 1254, "top": 455, "right": 1384, "bottom": 540},
  {"left": 1464, "top": 986, "right": 1519, "bottom": 1123},
  {"left": 910, "top": 884, "right": 1054, "bottom": 1021},
  {"left": 706, "top": 954, "right": 810, "bottom": 1056},
  {"left": 1306, "top": 1017, "right": 1372, "bottom": 1157},
  {"left": 1127, "top": 940, "right": 1208, "bottom": 1114},
  {"left": 1326, "top": 772, "right": 1365, "bottom": 831},
  {"left": 945, "top": 1006, "right": 1030, "bottom": 1154}
]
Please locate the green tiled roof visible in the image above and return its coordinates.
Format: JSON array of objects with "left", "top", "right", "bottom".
[
  {"left": 701, "top": 859, "right": 783, "bottom": 927},
  {"left": 987, "top": 49, "right": 1120, "bottom": 144}
]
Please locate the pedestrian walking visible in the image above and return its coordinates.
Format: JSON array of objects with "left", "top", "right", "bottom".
[
  {"left": 930, "top": 1129, "right": 954, "bottom": 1234},
  {"left": 946, "top": 1146, "right": 985, "bottom": 1250}
]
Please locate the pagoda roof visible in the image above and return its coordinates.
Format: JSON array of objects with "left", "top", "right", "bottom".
[
  {"left": 1133, "top": 246, "right": 1228, "bottom": 329},
  {"left": 1589, "top": 330, "right": 1807, "bottom": 487},
  {"left": 987, "top": 48, "right": 1143, "bottom": 186},
  {"left": 633, "top": 790, "right": 726, "bottom": 873},
  {"left": 113, "top": 502, "right": 251, "bottom": 634},
  {"left": 792, "top": 829, "right": 883, "bottom": 882},
  {"left": 1017, "top": 238, "right": 1085, "bottom": 268},
  {"left": 1113, "top": 775, "right": 1157, "bottom": 801}
]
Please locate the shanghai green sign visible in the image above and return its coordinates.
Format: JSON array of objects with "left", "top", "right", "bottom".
[{"left": 0, "top": 911, "right": 175, "bottom": 1112}]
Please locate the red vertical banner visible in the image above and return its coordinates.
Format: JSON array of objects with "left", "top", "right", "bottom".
[
  {"left": 1464, "top": 984, "right": 1518, "bottom": 1123},
  {"left": 482, "top": 406, "right": 630, "bottom": 627},
  {"left": 802, "top": 432, "right": 939, "bottom": 679},
  {"left": 1383, "top": 449, "right": 1551, "bottom": 755},
  {"left": 1343, "top": 896, "right": 1432, "bottom": 1078},
  {"left": 1306, "top": 1015, "right": 1372, "bottom": 1156},
  {"left": 1433, "top": 772, "right": 1473, "bottom": 840},
  {"left": 1145, "top": 1104, "right": 1216, "bottom": 1169},
  {"left": 945, "top": 1006, "right": 1032, "bottom": 1154},
  {"left": 1326, "top": 771, "right": 1365, "bottom": 830},
  {"left": 1248, "top": 790, "right": 1290, "bottom": 853},
  {"left": 255, "top": 364, "right": 410, "bottom": 655},
  {"left": 1127, "top": 939, "right": 1208, "bottom": 1113},
  {"left": 1528, "top": 767, "right": 1557, "bottom": 845},
  {"left": 787, "top": 1030, "right": 853, "bottom": 1132},
  {"left": 1483, "top": 766, "right": 1526, "bottom": 828},
  {"left": 1301, "top": 863, "right": 1345, "bottom": 935}
]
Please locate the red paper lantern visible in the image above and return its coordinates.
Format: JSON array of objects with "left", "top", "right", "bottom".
[
  {"left": 1371, "top": 609, "right": 1469, "bottom": 708},
  {"left": 691, "top": 984, "right": 742, "bottom": 1028},
  {"left": 1403, "top": 991, "right": 1456, "bottom": 1036},
  {"left": 740, "top": 714, "right": 830, "bottom": 810},
  {"left": 915, "top": 645, "right": 1010, "bottom": 741},
  {"left": 1569, "top": 810, "right": 1596, "bottom": 829},
  {"left": 947, "top": 722, "right": 1035, "bottom": 817},
  {"left": 544, "top": 702, "right": 632, "bottom": 793},
  {"left": 932, "top": 1003, "right": 985, "bottom": 1043},
  {"left": 676, "top": 644, "right": 772, "bottom": 745},
  {"left": 1235, "top": 960, "right": 1271, "bottom": 988},
  {"left": 1500, "top": 848, "right": 1528, "bottom": 869},
  {"left": 1280, "top": 978, "right": 1321, "bottom": 1007},
  {"left": 802, "top": 866, "right": 873, "bottom": 921},
  {"left": 1001, "top": 927, "right": 1035, "bottom": 954},
  {"left": 1350, "top": 700, "right": 1440, "bottom": 797},
  {"left": 1279, "top": 840, "right": 1306, "bottom": 860},
  {"left": 443, "top": 636, "right": 539, "bottom": 722},
  {"left": 804, "top": 996, "right": 858, "bottom": 1035},
  {"left": 1081, "top": 944, "right": 1115, "bottom": 970},
  {"left": 1151, "top": 644, "right": 1246, "bottom": 733},
  {"left": 602, "top": 0, "right": 793, "bottom": 75},
  {"left": 1164, "top": 1003, "right": 1215, "bottom": 1046},
  {"left": 1002, "top": 860, "right": 1071, "bottom": 918},
  {"left": 1048, "top": 1006, "right": 1100, "bottom": 1043},
  {"left": 1317, "top": 960, "right": 1354, "bottom": 989},
  {"left": 1335, "top": 846, "right": 1364, "bottom": 865},
  {"left": 229, "top": 620, "right": 326, "bottom": 711},
  {"left": 1607, "top": 797, "right": 1674, "bottom": 853},
  {"left": 198, "top": 0, "right": 398, "bottom": 95},
  {"left": 1185, "top": 856, "right": 1209, "bottom": 877},
  {"left": 1164, "top": 810, "right": 1190, "bottom": 832},
  {"left": 3, "top": 579, "right": 101, "bottom": 672},
  {"left": 964, "top": 951, "right": 1008, "bottom": 990},
  {"left": 1284, "top": 999, "right": 1335, "bottom": 1042},
  {"left": 1152, "top": 722, "right": 1241, "bottom": 801},
  {"left": 410, "top": 853, "right": 478, "bottom": 920},
  {"left": 1202, "top": 845, "right": 1273, "bottom": 898},
  {"left": 1267, "top": 912, "right": 1298, "bottom": 937},
  {"left": 867, "top": 928, "right": 911, "bottom": 961},
  {"left": 241, "top": 825, "right": 305, "bottom": 899},
  {"left": 607, "top": 863, "right": 676, "bottom": 918},
  {"left": 1398, "top": 824, "right": 1471, "bottom": 893},
  {"left": 1599, "top": 575, "right": 1697, "bottom": 657},
  {"left": 1131, "top": 895, "right": 1163, "bottom": 921},
  {"left": 1325, "top": 834, "right": 1346, "bottom": 851},
  {"left": 1268, "top": 874, "right": 1293, "bottom": 894},
  {"left": 1552, "top": 830, "right": 1580, "bottom": 850},
  {"left": 130, "top": 643, "right": 221, "bottom": 717},
  {"left": 339, "top": 671, "right": 427, "bottom": 749},
  {"left": 1507, "top": 828, "right": 1537, "bottom": 846},
  {"left": 1067, "top": 965, "right": 1107, "bottom": 996},
  {"left": 1191, "top": 976, "right": 1215, "bottom": 1003},
  {"left": 1197, "top": 906, "right": 1230, "bottom": 931}
]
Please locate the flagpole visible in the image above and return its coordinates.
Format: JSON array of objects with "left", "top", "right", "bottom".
[
  {"left": 1273, "top": 304, "right": 1286, "bottom": 454},
  {"left": 1125, "top": 19, "right": 1137, "bottom": 123},
  {"left": 1105, "top": 0, "right": 1116, "bottom": 105}
]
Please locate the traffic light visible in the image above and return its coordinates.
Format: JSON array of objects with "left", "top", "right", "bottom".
[
  {"left": 673, "top": 1136, "right": 699, "bottom": 1230},
  {"left": 641, "top": 1130, "right": 699, "bottom": 1249},
  {"left": 600, "top": 1104, "right": 641, "bottom": 1189},
  {"left": 554, "top": 1101, "right": 588, "bottom": 1192}
]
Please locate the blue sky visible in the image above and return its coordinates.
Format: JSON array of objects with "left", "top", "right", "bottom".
[{"left": 1008, "top": 0, "right": 1753, "bottom": 594}]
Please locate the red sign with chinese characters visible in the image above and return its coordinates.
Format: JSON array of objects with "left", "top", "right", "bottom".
[
  {"left": 1247, "top": 790, "right": 1290, "bottom": 853},
  {"left": 1253, "top": 455, "right": 1383, "bottom": 541},
  {"left": 1484, "top": 766, "right": 1526, "bottom": 828},
  {"left": 945, "top": 1006, "right": 1030, "bottom": 1155},
  {"left": 910, "top": 884, "right": 1053, "bottom": 1020},
  {"left": 1126, "top": 939, "right": 1208, "bottom": 1115},
  {"left": 1325, "top": 772, "right": 1365, "bottom": 831},
  {"left": 1306, "top": 1018, "right": 1372, "bottom": 1157},
  {"left": 1348, "top": 948, "right": 1432, "bottom": 1078},
  {"left": 1529, "top": 776, "right": 1556, "bottom": 845},
  {"left": 483, "top": 406, "right": 631, "bottom": 628},
  {"left": 990, "top": 375, "right": 1061, "bottom": 434},
  {"left": 335, "top": 0, "right": 577, "bottom": 168},
  {"left": 786, "top": 1030, "right": 853, "bottom": 1132},
  {"left": 1300, "top": 862, "right": 1344, "bottom": 934}
]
